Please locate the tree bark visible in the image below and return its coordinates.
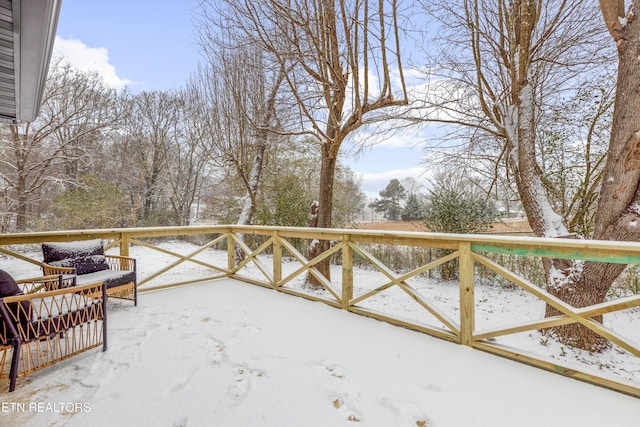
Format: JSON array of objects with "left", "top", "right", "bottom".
[
  {"left": 544, "top": 2, "right": 640, "bottom": 351},
  {"left": 544, "top": 262, "right": 621, "bottom": 351},
  {"left": 307, "top": 146, "right": 339, "bottom": 286}
]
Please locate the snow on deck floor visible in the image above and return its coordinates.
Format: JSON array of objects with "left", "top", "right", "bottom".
[{"left": 3, "top": 279, "right": 640, "bottom": 426}]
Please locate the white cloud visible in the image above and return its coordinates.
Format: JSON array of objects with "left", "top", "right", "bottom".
[
  {"left": 52, "top": 36, "right": 134, "bottom": 90},
  {"left": 349, "top": 128, "right": 422, "bottom": 150}
]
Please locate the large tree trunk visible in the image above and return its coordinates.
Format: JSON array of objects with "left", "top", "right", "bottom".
[
  {"left": 544, "top": 2, "right": 640, "bottom": 351},
  {"left": 544, "top": 262, "right": 623, "bottom": 351},
  {"left": 305, "top": 0, "right": 343, "bottom": 287},
  {"left": 234, "top": 135, "right": 267, "bottom": 264},
  {"left": 307, "top": 146, "right": 338, "bottom": 287},
  {"left": 509, "top": 83, "right": 569, "bottom": 239},
  {"left": 593, "top": 5, "right": 640, "bottom": 245}
]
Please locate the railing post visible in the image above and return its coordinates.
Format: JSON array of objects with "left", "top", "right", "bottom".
[
  {"left": 459, "top": 241, "right": 475, "bottom": 346},
  {"left": 273, "top": 231, "right": 282, "bottom": 289},
  {"left": 227, "top": 232, "right": 235, "bottom": 274},
  {"left": 120, "top": 232, "right": 130, "bottom": 257},
  {"left": 341, "top": 234, "right": 353, "bottom": 310}
]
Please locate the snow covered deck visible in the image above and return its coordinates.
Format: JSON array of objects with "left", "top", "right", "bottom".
[{"left": 3, "top": 278, "right": 639, "bottom": 426}]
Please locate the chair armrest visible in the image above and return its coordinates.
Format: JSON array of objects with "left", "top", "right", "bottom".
[
  {"left": 15, "top": 275, "right": 62, "bottom": 294},
  {"left": 42, "top": 262, "right": 75, "bottom": 276},
  {"left": 105, "top": 255, "right": 136, "bottom": 272}
]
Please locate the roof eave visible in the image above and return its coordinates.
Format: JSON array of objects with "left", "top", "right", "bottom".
[{"left": 13, "top": 0, "right": 61, "bottom": 123}]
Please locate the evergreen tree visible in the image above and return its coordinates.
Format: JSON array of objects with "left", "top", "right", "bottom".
[
  {"left": 424, "top": 170, "right": 497, "bottom": 279},
  {"left": 401, "top": 193, "right": 425, "bottom": 221},
  {"left": 424, "top": 172, "right": 497, "bottom": 234},
  {"left": 369, "top": 179, "right": 406, "bottom": 221}
]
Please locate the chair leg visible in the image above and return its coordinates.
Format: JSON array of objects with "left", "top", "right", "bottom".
[
  {"left": 102, "top": 281, "right": 108, "bottom": 351},
  {"left": 8, "top": 338, "right": 21, "bottom": 392}
]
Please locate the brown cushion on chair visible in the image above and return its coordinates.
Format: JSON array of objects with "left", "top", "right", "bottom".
[
  {"left": 0, "top": 269, "right": 22, "bottom": 298},
  {"left": 0, "top": 269, "right": 31, "bottom": 345},
  {"left": 104, "top": 270, "right": 136, "bottom": 290},
  {"left": 42, "top": 239, "right": 104, "bottom": 263},
  {"left": 49, "top": 255, "right": 110, "bottom": 275},
  {"left": 75, "top": 270, "right": 136, "bottom": 290}
]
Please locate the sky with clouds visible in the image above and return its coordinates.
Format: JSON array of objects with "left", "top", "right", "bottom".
[{"left": 53, "top": 0, "right": 430, "bottom": 199}]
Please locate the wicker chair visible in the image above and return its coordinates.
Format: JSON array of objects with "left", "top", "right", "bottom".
[
  {"left": 41, "top": 239, "right": 137, "bottom": 305},
  {"left": 0, "top": 274, "right": 107, "bottom": 392}
]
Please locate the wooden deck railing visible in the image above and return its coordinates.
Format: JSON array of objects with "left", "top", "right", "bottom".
[{"left": 1, "top": 225, "right": 639, "bottom": 397}]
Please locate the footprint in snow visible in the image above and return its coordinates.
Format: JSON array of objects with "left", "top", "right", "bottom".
[
  {"left": 170, "top": 371, "right": 195, "bottom": 393},
  {"left": 200, "top": 316, "right": 221, "bottom": 325},
  {"left": 314, "top": 362, "right": 346, "bottom": 379},
  {"left": 206, "top": 337, "right": 226, "bottom": 364},
  {"left": 331, "top": 397, "right": 362, "bottom": 423},
  {"left": 227, "top": 365, "right": 265, "bottom": 399}
]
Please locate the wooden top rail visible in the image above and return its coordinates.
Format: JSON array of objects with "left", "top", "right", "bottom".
[{"left": 2, "top": 225, "right": 640, "bottom": 265}]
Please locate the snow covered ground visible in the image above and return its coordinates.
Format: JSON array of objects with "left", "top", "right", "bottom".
[
  {"left": 2, "top": 280, "right": 639, "bottom": 426},
  {"left": 1, "top": 239, "right": 640, "bottom": 425}
]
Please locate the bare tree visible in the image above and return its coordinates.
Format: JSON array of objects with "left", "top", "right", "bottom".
[
  {"left": 192, "top": 29, "right": 286, "bottom": 226},
  {"left": 164, "top": 89, "right": 212, "bottom": 226},
  {"left": 210, "top": 0, "right": 409, "bottom": 281},
  {"left": 544, "top": 0, "right": 640, "bottom": 349},
  {"left": 593, "top": 1, "right": 640, "bottom": 251},
  {"left": 118, "top": 90, "right": 181, "bottom": 226},
  {"left": 419, "top": 0, "right": 610, "bottom": 235},
  {"left": 192, "top": 10, "right": 290, "bottom": 261},
  {"left": 0, "top": 58, "right": 118, "bottom": 231},
  {"left": 417, "top": 0, "right": 625, "bottom": 349}
]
